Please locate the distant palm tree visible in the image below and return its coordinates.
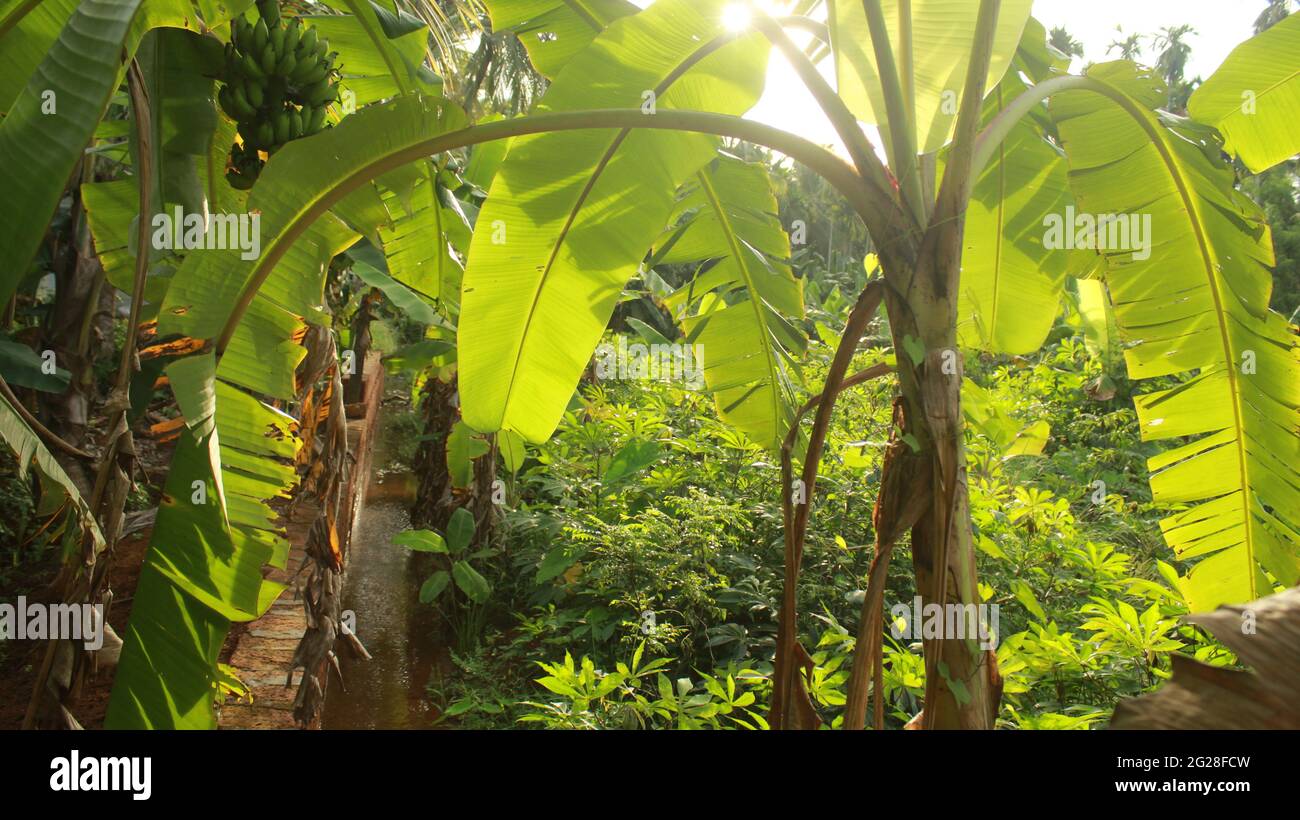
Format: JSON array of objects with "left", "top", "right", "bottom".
[
  {"left": 1254, "top": 0, "right": 1295, "bottom": 34},
  {"left": 1106, "top": 27, "right": 1143, "bottom": 61},
  {"left": 1048, "top": 25, "right": 1084, "bottom": 59},
  {"left": 1151, "top": 24, "right": 1197, "bottom": 112}
]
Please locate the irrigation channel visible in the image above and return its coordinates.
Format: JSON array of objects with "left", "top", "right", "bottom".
[{"left": 320, "top": 428, "right": 451, "bottom": 729}]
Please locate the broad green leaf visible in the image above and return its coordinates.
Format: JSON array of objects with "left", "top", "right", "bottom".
[
  {"left": 482, "top": 0, "right": 638, "bottom": 79},
  {"left": 446, "top": 419, "right": 489, "bottom": 489},
  {"left": 107, "top": 423, "right": 285, "bottom": 729},
  {"left": 1009, "top": 580, "right": 1046, "bottom": 621},
  {"left": 351, "top": 258, "right": 440, "bottom": 324},
  {"left": 160, "top": 96, "right": 466, "bottom": 346},
  {"left": 1053, "top": 62, "right": 1300, "bottom": 611},
  {"left": 0, "top": 0, "right": 144, "bottom": 307},
  {"left": 304, "top": 10, "right": 432, "bottom": 106},
  {"left": 0, "top": 0, "right": 206, "bottom": 306},
  {"left": 382, "top": 339, "right": 456, "bottom": 373},
  {"left": 118, "top": 100, "right": 471, "bottom": 729},
  {"left": 0, "top": 338, "right": 70, "bottom": 393},
  {"left": 499, "top": 428, "right": 527, "bottom": 475},
  {"left": 626, "top": 316, "right": 672, "bottom": 347},
  {"left": 446, "top": 506, "right": 476, "bottom": 553},
  {"left": 962, "top": 378, "right": 1049, "bottom": 458},
  {"left": 958, "top": 45, "right": 1072, "bottom": 354},
  {"left": 0, "top": 392, "right": 104, "bottom": 550},
  {"left": 659, "top": 155, "right": 802, "bottom": 317},
  {"left": 419, "top": 571, "right": 451, "bottom": 604},
  {"left": 464, "top": 114, "right": 511, "bottom": 190},
  {"left": 656, "top": 154, "right": 805, "bottom": 451},
  {"left": 536, "top": 544, "right": 585, "bottom": 583},
  {"left": 395, "top": 530, "right": 450, "bottom": 553},
  {"left": 828, "top": 0, "right": 1034, "bottom": 154},
  {"left": 1188, "top": 12, "right": 1300, "bottom": 173},
  {"left": 82, "top": 179, "right": 174, "bottom": 315},
  {"left": 460, "top": 0, "right": 770, "bottom": 442},
  {"left": 1075, "top": 278, "right": 1119, "bottom": 368},
  {"left": 452, "top": 560, "right": 491, "bottom": 603},
  {"left": 602, "top": 438, "right": 661, "bottom": 485},
  {"left": 377, "top": 169, "right": 465, "bottom": 305},
  {"left": 0, "top": 0, "right": 79, "bottom": 115}
]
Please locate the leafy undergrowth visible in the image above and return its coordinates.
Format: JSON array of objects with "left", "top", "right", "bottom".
[{"left": 421, "top": 304, "right": 1231, "bottom": 730}]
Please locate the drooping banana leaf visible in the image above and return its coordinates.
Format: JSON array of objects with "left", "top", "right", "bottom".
[
  {"left": 957, "top": 18, "right": 1073, "bottom": 354},
  {"left": 377, "top": 170, "right": 466, "bottom": 306},
  {"left": 458, "top": 0, "right": 770, "bottom": 443},
  {"left": 1187, "top": 11, "right": 1300, "bottom": 174},
  {"left": 1074, "top": 277, "right": 1120, "bottom": 370},
  {"left": 827, "top": 0, "right": 1034, "bottom": 154},
  {"left": 654, "top": 154, "right": 805, "bottom": 452},
  {"left": 481, "top": 0, "right": 638, "bottom": 79},
  {"left": 303, "top": 11, "right": 432, "bottom": 106},
  {"left": 350, "top": 257, "right": 440, "bottom": 325},
  {"left": 0, "top": 0, "right": 229, "bottom": 310},
  {"left": 0, "top": 338, "right": 71, "bottom": 393},
  {"left": 81, "top": 28, "right": 227, "bottom": 320},
  {"left": 0, "top": 0, "right": 144, "bottom": 307},
  {"left": 958, "top": 106, "right": 1071, "bottom": 351},
  {"left": 0, "top": 392, "right": 104, "bottom": 551},
  {"left": 1053, "top": 62, "right": 1300, "bottom": 611},
  {"left": 0, "top": 0, "right": 79, "bottom": 115}
]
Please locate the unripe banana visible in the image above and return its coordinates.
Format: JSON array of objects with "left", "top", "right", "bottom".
[
  {"left": 306, "top": 104, "right": 327, "bottom": 135},
  {"left": 283, "top": 18, "right": 301, "bottom": 54},
  {"left": 289, "top": 108, "right": 303, "bottom": 140},
  {"left": 230, "top": 85, "right": 257, "bottom": 119},
  {"left": 232, "top": 17, "right": 249, "bottom": 51},
  {"left": 257, "top": 120, "right": 276, "bottom": 149},
  {"left": 273, "top": 110, "right": 290, "bottom": 144},
  {"left": 274, "top": 48, "right": 296, "bottom": 76},
  {"left": 217, "top": 85, "right": 237, "bottom": 120},
  {"left": 243, "top": 78, "right": 264, "bottom": 108},
  {"left": 260, "top": 43, "right": 277, "bottom": 75},
  {"left": 269, "top": 23, "right": 285, "bottom": 56},
  {"left": 253, "top": 19, "right": 269, "bottom": 53},
  {"left": 240, "top": 50, "right": 266, "bottom": 79},
  {"left": 293, "top": 60, "right": 328, "bottom": 86},
  {"left": 264, "top": 77, "right": 286, "bottom": 107},
  {"left": 297, "top": 27, "right": 318, "bottom": 59},
  {"left": 257, "top": 0, "right": 280, "bottom": 26},
  {"left": 302, "top": 78, "right": 337, "bottom": 107}
]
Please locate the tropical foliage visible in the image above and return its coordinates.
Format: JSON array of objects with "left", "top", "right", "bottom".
[{"left": 0, "top": 0, "right": 1297, "bottom": 731}]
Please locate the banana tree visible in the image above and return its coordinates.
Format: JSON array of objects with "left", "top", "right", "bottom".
[
  {"left": 0, "top": 0, "right": 474, "bottom": 727},
  {"left": 449, "top": 0, "right": 1300, "bottom": 729},
  {"left": 4, "top": 0, "right": 1297, "bottom": 730}
]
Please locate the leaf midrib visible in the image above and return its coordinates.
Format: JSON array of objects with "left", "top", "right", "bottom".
[
  {"left": 1096, "top": 77, "right": 1256, "bottom": 597},
  {"left": 496, "top": 30, "right": 736, "bottom": 426},
  {"left": 696, "top": 167, "right": 784, "bottom": 446}
]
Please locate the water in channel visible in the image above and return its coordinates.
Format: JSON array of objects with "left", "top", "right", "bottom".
[{"left": 321, "top": 468, "right": 450, "bottom": 729}]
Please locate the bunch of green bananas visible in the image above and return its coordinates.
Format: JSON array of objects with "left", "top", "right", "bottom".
[{"left": 217, "top": 0, "right": 341, "bottom": 189}]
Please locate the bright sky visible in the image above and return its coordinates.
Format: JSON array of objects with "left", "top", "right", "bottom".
[{"left": 631, "top": 0, "right": 1274, "bottom": 155}]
